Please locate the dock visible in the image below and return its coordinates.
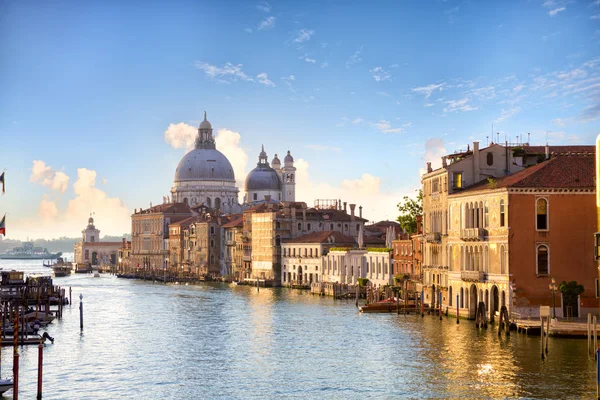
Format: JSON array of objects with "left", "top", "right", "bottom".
[{"left": 515, "top": 319, "right": 597, "bottom": 337}]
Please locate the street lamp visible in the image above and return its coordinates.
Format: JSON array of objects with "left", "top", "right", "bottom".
[{"left": 549, "top": 277, "right": 558, "bottom": 319}]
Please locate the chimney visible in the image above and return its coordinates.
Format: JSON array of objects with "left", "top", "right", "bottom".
[
  {"left": 416, "top": 215, "right": 423, "bottom": 235},
  {"left": 473, "top": 141, "right": 480, "bottom": 183},
  {"left": 441, "top": 156, "right": 447, "bottom": 168},
  {"left": 359, "top": 205, "right": 363, "bottom": 219},
  {"left": 349, "top": 204, "right": 356, "bottom": 221},
  {"left": 343, "top": 202, "right": 347, "bottom": 213},
  {"left": 545, "top": 144, "right": 550, "bottom": 160},
  {"left": 338, "top": 199, "right": 342, "bottom": 210},
  {"left": 426, "top": 162, "right": 432, "bottom": 173}
]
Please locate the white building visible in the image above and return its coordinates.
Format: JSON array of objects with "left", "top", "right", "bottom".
[
  {"left": 171, "top": 112, "right": 241, "bottom": 214},
  {"left": 322, "top": 249, "right": 393, "bottom": 287}
]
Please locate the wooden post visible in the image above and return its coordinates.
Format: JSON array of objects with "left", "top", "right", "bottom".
[
  {"left": 595, "top": 316, "right": 598, "bottom": 358},
  {"left": 37, "top": 342, "right": 43, "bottom": 400},
  {"left": 546, "top": 315, "right": 550, "bottom": 355},
  {"left": 79, "top": 294, "right": 84, "bottom": 331},
  {"left": 456, "top": 294, "right": 460, "bottom": 324},
  {"left": 589, "top": 314, "right": 593, "bottom": 356},
  {"left": 439, "top": 291, "right": 443, "bottom": 321},
  {"left": 355, "top": 285, "right": 359, "bottom": 308},
  {"left": 13, "top": 352, "right": 19, "bottom": 400},
  {"left": 541, "top": 316, "right": 545, "bottom": 360},
  {"left": 421, "top": 289, "right": 424, "bottom": 317},
  {"left": 396, "top": 289, "right": 400, "bottom": 315},
  {"left": 69, "top": 286, "right": 72, "bottom": 306}
]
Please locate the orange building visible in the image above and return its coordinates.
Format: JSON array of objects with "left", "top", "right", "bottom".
[{"left": 447, "top": 150, "right": 597, "bottom": 319}]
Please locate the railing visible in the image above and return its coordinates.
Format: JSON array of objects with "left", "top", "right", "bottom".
[
  {"left": 460, "top": 228, "right": 486, "bottom": 241},
  {"left": 426, "top": 232, "right": 442, "bottom": 243},
  {"left": 460, "top": 270, "right": 486, "bottom": 282}
]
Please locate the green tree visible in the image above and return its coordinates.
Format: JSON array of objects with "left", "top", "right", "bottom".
[
  {"left": 396, "top": 189, "right": 423, "bottom": 234},
  {"left": 559, "top": 280, "right": 585, "bottom": 315}
]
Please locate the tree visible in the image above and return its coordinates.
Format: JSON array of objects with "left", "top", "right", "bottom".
[
  {"left": 559, "top": 280, "right": 584, "bottom": 317},
  {"left": 396, "top": 189, "right": 423, "bottom": 234}
]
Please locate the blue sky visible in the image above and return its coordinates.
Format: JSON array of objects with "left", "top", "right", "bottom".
[{"left": 1, "top": 0, "right": 599, "bottom": 240}]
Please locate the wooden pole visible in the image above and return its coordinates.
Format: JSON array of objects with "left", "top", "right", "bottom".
[
  {"left": 421, "top": 289, "right": 424, "bottom": 317},
  {"left": 541, "top": 316, "right": 545, "bottom": 360},
  {"left": 396, "top": 289, "right": 400, "bottom": 315},
  {"left": 79, "top": 294, "right": 84, "bottom": 331},
  {"left": 456, "top": 294, "right": 460, "bottom": 324},
  {"left": 69, "top": 286, "right": 72, "bottom": 306},
  {"left": 439, "top": 291, "right": 443, "bottom": 321},
  {"left": 546, "top": 314, "right": 550, "bottom": 355},
  {"left": 595, "top": 316, "right": 598, "bottom": 357},
  {"left": 37, "top": 343, "right": 43, "bottom": 400},
  {"left": 590, "top": 314, "right": 593, "bottom": 356}
]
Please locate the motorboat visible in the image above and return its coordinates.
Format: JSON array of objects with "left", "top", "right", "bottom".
[
  {"left": 93, "top": 273, "right": 100, "bottom": 278},
  {"left": 0, "top": 379, "right": 13, "bottom": 395}
]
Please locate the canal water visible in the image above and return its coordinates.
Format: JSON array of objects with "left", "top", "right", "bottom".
[{"left": 0, "top": 256, "right": 596, "bottom": 399}]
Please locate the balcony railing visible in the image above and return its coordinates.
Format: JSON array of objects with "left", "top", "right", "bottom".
[
  {"left": 426, "top": 232, "right": 442, "bottom": 243},
  {"left": 460, "top": 270, "right": 486, "bottom": 282},
  {"left": 460, "top": 228, "right": 486, "bottom": 241}
]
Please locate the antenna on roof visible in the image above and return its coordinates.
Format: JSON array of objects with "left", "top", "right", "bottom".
[{"left": 497, "top": 132, "right": 500, "bottom": 143}]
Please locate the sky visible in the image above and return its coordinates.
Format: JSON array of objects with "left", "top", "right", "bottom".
[{"left": 1, "top": 0, "right": 600, "bottom": 240}]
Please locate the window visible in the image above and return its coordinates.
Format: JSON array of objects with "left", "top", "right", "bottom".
[
  {"left": 449, "top": 287, "right": 453, "bottom": 306},
  {"left": 453, "top": 172, "right": 463, "bottom": 189},
  {"left": 432, "top": 178, "right": 439, "bottom": 193},
  {"left": 484, "top": 201, "right": 489, "bottom": 227},
  {"left": 344, "top": 224, "right": 348, "bottom": 231},
  {"left": 210, "top": 226, "right": 215, "bottom": 235},
  {"left": 253, "top": 193, "right": 257, "bottom": 201},
  {"left": 356, "top": 224, "right": 360, "bottom": 231},
  {"left": 307, "top": 223, "right": 311, "bottom": 230},
  {"left": 486, "top": 153, "right": 494, "bottom": 166},
  {"left": 536, "top": 198, "right": 548, "bottom": 230},
  {"left": 330, "top": 224, "right": 334, "bottom": 230},
  {"left": 207, "top": 197, "right": 212, "bottom": 208},
  {"left": 91, "top": 235, "right": 95, "bottom": 243},
  {"left": 537, "top": 245, "right": 549, "bottom": 275},
  {"left": 298, "top": 223, "right": 302, "bottom": 231},
  {"left": 210, "top": 239, "right": 215, "bottom": 248},
  {"left": 500, "top": 200, "right": 505, "bottom": 227}
]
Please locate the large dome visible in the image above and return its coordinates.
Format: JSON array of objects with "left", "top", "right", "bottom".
[
  {"left": 174, "top": 148, "right": 235, "bottom": 182},
  {"left": 245, "top": 165, "right": 281, "bottom": 191}
]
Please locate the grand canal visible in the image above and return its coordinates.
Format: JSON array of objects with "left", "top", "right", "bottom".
[{"left": 0, "top": 258, "right": 596, "bottom": 399}]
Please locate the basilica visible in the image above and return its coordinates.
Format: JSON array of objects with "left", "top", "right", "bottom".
[{"left": 170, "top": 112, "right": 296, "bottom": 211}]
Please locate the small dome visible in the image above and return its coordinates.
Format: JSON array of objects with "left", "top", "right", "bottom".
[
  {"left": 284, "top": 150, "right": 294, "bottom": 163},
  {"left": 88, "top": 216, "right": 94, "bottom": 224},
  {"left": 199, "top": 111, "right": 212, "bottom": 130},
  {"left": 174, "top": 148, "right": 235, "bottom": 182},
  {"left": 271, "top": 154, "right": 281, "bottom": 166},
  {"left": 245, "top": 166, "right": 282, "bottom": 191}
]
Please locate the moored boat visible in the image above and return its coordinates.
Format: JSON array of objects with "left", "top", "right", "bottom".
[
  {"left": 359, "top": 297, "right": 416, "bottom": 313},
  {"left": 0, "top": 379, "right": 13, "bottom": 395}
]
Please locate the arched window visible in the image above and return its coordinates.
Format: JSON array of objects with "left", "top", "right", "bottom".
[
  {"left": 276, "top": 222, "right": 281, "bottom": 229},
  {"left": 215, "top": 198, "right": 221, "bottom": 210},
  {"left": 484, "top": 201, "right": 489, "bottom": 227},
  {"left": 536, "top": 198, "right": 548, "bottom": 230},
  {"left": 210, "top": 254, "right": 215, "bottom": 264},
  {"left": 206, "top": 197, "right": 212, "bottom": 208},
  {"left": 210, "top": 239, "right": 215, "bottom": 248},
  {"left": 183, "top": 197, "right": 188, "bottom": 205},
  {"left": 486, "top": 152, "right": 493, "bottom": 166},
  {"left": 298, "top": 223, "right": 302, "bottom": 231},
  {"left": 500, "top": 200, "right": 505, "bottom": 227},
  {"left": 537, "top": 245, "right": 549, "bottom": 275},
  {"left": 330, "top": 224, "right": 334, "bottom": 230},
  {"left": 460, "top": 287, "right": 464, "bottom": 308},
  {"left": 307, "top": 223, "right": 311, "bottom": 230}
]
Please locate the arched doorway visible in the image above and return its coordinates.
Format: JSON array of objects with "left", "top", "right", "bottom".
[
  {"left": 298, "top": 266, "right": 303, "bottom": 283},
  {"left": 491, "top": 286, "right": 499, "bottom": 322},
  {"left": 110, "top": 253, "right": 117, "bottom": 265},
  {"left": 469, "top": 284, "right": 478, "bottom": 319},
  {"left": 92, "top": 252, "right": 98, "bottom": 265},
  {"left": 431, "top": 284, "right": 436, "bottom": 309}
]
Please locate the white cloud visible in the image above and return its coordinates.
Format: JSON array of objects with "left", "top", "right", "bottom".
[
  {"left": 301, "top": 55, "right": 316, "bottom": 63},
  {"left": 370, "top": 66, "right": 391, "bottom": 82},
  {"left": 424, "top": 103, "right": 435, "bottom": 107},
  {"left": 373, "top": 120, "right": 404, "bottom": 134},
  {"left": 30, "top": 160, "right": 70, "bottom": 193},
  {"left": 39, "top": 197, "right": 58, "bottom": 221},
  {"left": 194, "top": 62, "right": 254, "bottom": 83},
  {"left": 244, "top": 28, "right": 253, "bottom": 33},
  {"left": 335, "top": 117, "right": 349, "bottom": 127},
  {"left": 443, "top": 98, "right": 478, "bottom": 113},
  {"left": 346, "top": 47, "right": 363, "bottom": 68},
  {"left": 549, "top": 7, "right": 566, "bottom": 16},
  {"left": 164, "top": 122, "right": 197, "bottom": 150},
  {"left": 258, "top": 16, "right": 275, "bottom": 30},
  {"left": 215, "top": 129, "right": 249, "bottom": 188},
  {"left": 557, "top": 68, "right": 587, "bottom": 80},
  {"left": 592, "top": 14, "right": 600, "bottom": 19},
  {"left": 293, "top": 29, "right": 314, "bottom": 43},
  {"left": 513, "top": 84, "right": 525, "bottom": 92},
  {"left": 424, "top": 138, "right": 447, "bottom": 169},
  {"left": 412, "top": 83, "right": 446, "bottom": 98},
  {"left": 552, "top": 118, "right": 566, "bottom": 126},
  {"left": 494, "top": 108, "right": 520, "bottom": 123},
  {"left": 352, "top": 118, "right": 364, "bottom": 124},
  {"left": 294, "top": 159, "right": 414, "bottom": 224},
  {"left": 257, "top": 72, "right": 275, "bottom": 86},
  {"left": 257, "top": 1, "right": 271, "bottom": 12}
]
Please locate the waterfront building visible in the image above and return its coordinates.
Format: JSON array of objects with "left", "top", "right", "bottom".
[
  {"left": 130, "top": 202, "right": 191, "bottom": 274},
  {"left": 222, "top": 214, "right": 243, "bottom": 280},
  {"left": 117, "top": 238, "right": 132, "bottom": 273},
  {"left": 244, "top": 146, "right": 296, "bottom": 205},
  {"left": 168, "top": 215, "right": 197, "bottom": 276},
  {"left": 392, "top": 216, "right": 423, "bottom": 292},
  {"left": 188, "top": 210, "right": 223, "bottom": 278},
  {"left": 421, "top": 141, "right": 535, "bottom": 310},
  {"left": 170, "top": 113, "right": 241, "bottom": 213},
  {"left": 281, "top": 231, "right": 355, "bottom": 286},
  {"left": 74, "top": 216, "right": 125, "bottom": 267},
  {"left": 446, "top": 150, "right": 597, "bottom": 319},
  {"left": 322, "top": 247, "right": 393, "bottom": 287}
]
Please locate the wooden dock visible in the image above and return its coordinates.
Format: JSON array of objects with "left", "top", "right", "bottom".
[{"left": 515, "top": 319, "right": 597, "bottom": 337}]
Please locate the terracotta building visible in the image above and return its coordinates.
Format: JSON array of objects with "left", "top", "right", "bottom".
[{"left": 446, "top": 150, "right": 597, "bottom": 319}]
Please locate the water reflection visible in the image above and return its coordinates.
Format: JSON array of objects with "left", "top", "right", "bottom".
[{"left": 0, "top": 258, "right": 595, "bottom": 399}]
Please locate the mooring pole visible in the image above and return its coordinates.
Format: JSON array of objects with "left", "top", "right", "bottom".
[
  {"left": 439, "top": 291, "right": 443, "bottom": 321},
  {"left": 421, "top": 289, "right": 424, "bottom": 317},
  {"left": 69, "top": 286, "right": 72, "bottom": 306},
  {"left": 546, "top": 315, "right": 550, "bottom": 355},
  {"left": 590, "top": 314, "right": 593, "bottom": 356},
  {"left": 597, "top": 346, "right": 600, "bottom": 400},
  {"left": 456, "top": 294, "right": 460, "bottom": 324},
  {"left": 37, "top": 343, "right": 43, "bottom": 400},
  {"left": 79, "top": 293, "right": 84, "bottom": 331},
  {"left": 541, "top": 316, "right": 545, "bottom": 360}
]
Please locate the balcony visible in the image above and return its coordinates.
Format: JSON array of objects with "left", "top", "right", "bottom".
[
  {"left": 460, "top": 228, "right": 486, "bottom": 241},
  {"left": 460, "top": 270, "right": 486, "bottom": 282},
  {"left": 426, "top": 232, "right": 441, "bottom": 243}
]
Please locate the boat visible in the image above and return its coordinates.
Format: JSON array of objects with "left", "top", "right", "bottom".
[
  {"left": 0, "top": 242, "right": 62, "bottom": 260},
  {"left": 359, "top": 297, "right": 416, "bottom": 313},
  {"left": 93, "top": 272, "right": 100, "bottom": 278},
  {"left": 52, "top": 265, "right": 72, "bottom": 277},
  {"left": 0, "top": 379, "right": 13, "bottom": 395},
  {"left": 74, "top": 263, "right": 92, "bottom": 274}
]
